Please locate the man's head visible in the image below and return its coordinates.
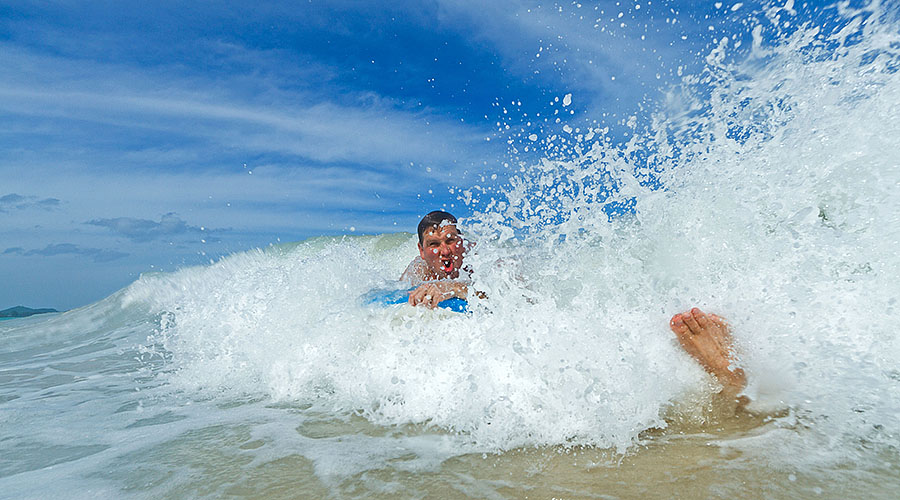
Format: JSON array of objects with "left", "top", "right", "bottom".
[{"left": 417, "top": 210, "right": 465, "bottom": 279}]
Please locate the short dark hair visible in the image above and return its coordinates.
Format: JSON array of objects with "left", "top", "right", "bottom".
[{"left": 417, "top": 210, "right": 457, "bottom": 244}]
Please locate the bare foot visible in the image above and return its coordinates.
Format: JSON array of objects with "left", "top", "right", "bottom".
[{"left": 670, "top": 308, "right": 746, "bottom": 397}]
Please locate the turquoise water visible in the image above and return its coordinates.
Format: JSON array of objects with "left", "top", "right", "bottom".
[{"left": 0, "top": 314, "right": 55, "bottom": 321}]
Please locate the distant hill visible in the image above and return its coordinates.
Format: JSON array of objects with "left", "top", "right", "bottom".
[{"left": 0, "top": 306, "right": 58, "bottom": 318}]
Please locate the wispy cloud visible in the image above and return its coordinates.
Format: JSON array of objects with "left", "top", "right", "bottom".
[
  {"left": 4, "top": 243, "right": 128, "bottom": 262},
  {"left": 0, "top": 193, "right": 60, "bottom": 213},
  {"left": 85, "top": 213, "right": 218, "bottom": 243},
  {"left": 0, "top": 45, "right": 497, "bottom": 170},
  {"left": 433, "top": 0, "right": 708, "bottom": 118}
]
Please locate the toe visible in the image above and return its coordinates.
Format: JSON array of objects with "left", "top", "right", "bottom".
[
  {"left": 692, "top": 308, "right": 712, "bottom": 329},
  {"left": 670, "top": 314, "right": 690, "bottom": 336},
  {"left": 682, "top": 311, "right": 702, "bottom": 334}
]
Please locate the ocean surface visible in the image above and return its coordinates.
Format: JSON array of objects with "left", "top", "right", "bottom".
[{"left": 3, "top": 1, "right": 900, "bottom": 498}]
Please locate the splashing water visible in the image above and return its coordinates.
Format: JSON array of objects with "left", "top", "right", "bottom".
[
  {"left": 3, "top": 1, "right": 900, "bottom": 498},
  {"left": 463, "top": 0, "right": 900, "bottom": 462}
]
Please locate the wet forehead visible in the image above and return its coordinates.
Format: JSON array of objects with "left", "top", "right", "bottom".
[{"left": 422, "top": 224, "right": 459, "bottom": 242}]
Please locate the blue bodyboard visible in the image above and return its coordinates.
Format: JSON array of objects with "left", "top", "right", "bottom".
[{"left": 364, "top": 287, "right": 468, "bottom": 313}]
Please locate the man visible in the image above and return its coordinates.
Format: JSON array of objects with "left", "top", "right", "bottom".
[
  {"left": 401, "top": 210, "right": 472, "bottom": 308},
  {"left": 402, "top": 211, "right": 747, "bottom": 399}
]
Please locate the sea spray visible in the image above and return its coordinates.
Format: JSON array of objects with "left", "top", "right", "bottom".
[{"left": 460, "top": 0, "right": 900, "bottom": 463}]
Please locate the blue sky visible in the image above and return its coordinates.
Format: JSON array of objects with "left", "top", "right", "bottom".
[{"left": 1, "top": 0, "right": 758, "bottom": 310}]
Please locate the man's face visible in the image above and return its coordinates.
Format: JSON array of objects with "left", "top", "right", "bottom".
[{"left": 418, "top": 224, "right": 465, "bottom": 279}]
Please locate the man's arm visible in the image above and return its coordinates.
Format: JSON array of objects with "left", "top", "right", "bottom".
[{"left": 408, "top": 281, "right": 468, "bottom": 308}]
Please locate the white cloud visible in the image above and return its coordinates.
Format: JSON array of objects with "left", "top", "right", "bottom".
[
  {"left": 4, "top": 243, "right": 129, "bottom": 262},
  {"left": 0, "top": 193, "right": 61, "bottom": 212},
  {"left": 0, "top": 159, "right": 432, "bottom": 245},
  {"left": 0, "top": 40, "right": 495, "bottom": 269},
  {"left": 433, "top": 0, "right": 693, "bottom": 111},
  {"left": 86, "top": 213, "right": 217, "bottom": 243},
  {"left": 0, "top": 44, "right": 496, "bottom": 169}
]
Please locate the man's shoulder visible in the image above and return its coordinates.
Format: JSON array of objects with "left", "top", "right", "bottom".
[{"left": 400, "top": 256, "right": 428, "bottom": 283}]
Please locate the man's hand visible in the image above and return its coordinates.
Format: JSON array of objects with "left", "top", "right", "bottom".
[{"left": 408, "top": 281, "right": 468, "bottom": 309}]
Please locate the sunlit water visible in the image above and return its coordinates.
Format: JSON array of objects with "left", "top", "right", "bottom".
[{"left": 3, "top": 2, "right": 900, "bottom": 498}]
